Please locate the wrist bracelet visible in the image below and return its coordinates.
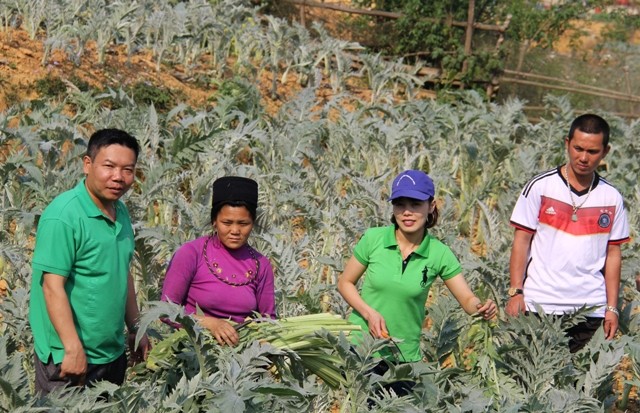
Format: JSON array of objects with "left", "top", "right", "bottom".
[{"left": 605, "top": 305, "right": 619, "bottom": 317}]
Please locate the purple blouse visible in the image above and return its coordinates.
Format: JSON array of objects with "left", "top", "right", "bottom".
[{"left": 161, "top": 235, "right": 275, "bottom": 323}]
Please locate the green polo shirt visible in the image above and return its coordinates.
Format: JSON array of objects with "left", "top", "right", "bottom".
[
  {"left": 29, "top": 179, "right": 134, "bottom": 364},
  {"left": 348, "top": 226, "right": 461, "bottom": 362}
]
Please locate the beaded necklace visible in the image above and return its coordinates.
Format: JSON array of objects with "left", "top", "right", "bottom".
[
  {"left": 564, "top": 165, "right": 595, "bottom": 222},
  {"left": 202, "top": 235, "right": 260, "bottom": 286}
]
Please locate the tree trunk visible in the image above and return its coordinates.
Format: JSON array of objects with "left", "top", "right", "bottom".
[
  {"left": 461, "top": 0, "right": 476, "bottom": 89},
  {"left": 515, "top": 39, "right": 530, "bottom": 72}
]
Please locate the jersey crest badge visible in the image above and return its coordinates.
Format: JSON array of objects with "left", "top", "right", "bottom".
[{"left": 598, "top": 213, "right": 611, "bottom": 228}]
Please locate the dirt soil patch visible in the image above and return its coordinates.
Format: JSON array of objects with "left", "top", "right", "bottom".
[
  {"left": 0, "top": 29, "right": 211, "bottom": 111},
  {"left": 0, "top": 26, "right": 383, "bottom": 117}
]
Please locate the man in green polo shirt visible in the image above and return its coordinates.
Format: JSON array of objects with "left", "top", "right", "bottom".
[{"left": 29, "top": 128, "right": 150, "bottom": 395}]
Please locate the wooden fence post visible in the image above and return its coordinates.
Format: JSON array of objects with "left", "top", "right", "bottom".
[
  {"left": 461, "top": 0, "right": 476, "bottom": 89},
  {"left": 487, "top": 14, "right": 511, "bottom": 100}
]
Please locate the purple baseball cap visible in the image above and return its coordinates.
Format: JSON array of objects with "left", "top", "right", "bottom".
[{"left": 389, "top": 170, "right": 435, "bottom": 201}]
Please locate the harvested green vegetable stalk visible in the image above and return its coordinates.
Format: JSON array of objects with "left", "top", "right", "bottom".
[
  {"left": 235, "top": 313, "right": 361, "bottom": 387},
  {"left": 236, "top": 313, "right": 360, "bottom": 346},
  {"left": 147, "top": 313, "right": 360, "bottom": 388}
]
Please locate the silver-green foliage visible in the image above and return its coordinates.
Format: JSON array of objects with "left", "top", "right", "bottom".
[
  {"left": 1, "top": 85, "right": 638, "bottom": 411},
  {"left": 1, "top": 3, "right": 639, "bottom": 411}
]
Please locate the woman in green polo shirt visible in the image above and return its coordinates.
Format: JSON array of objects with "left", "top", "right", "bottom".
[{"left": 337, "top": 170, "right": 496, "bottom": 394}]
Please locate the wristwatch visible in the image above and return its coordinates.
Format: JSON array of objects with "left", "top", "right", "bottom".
[
  {"left": 605, "top": 305, "right": 619, "bottom": 316},
  {"left": 507, "top": 287, "right": 523, "bottom": 297}
]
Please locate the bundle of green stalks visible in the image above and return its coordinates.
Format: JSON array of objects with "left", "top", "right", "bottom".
[
  {"left": 145, "top": 313, "right": 361, "bottom": 388},
  {"left": 235, "top": 313, "right": 362, "bottom": 388}
]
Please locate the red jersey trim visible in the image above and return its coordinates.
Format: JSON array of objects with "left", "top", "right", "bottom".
[
  {"left": 510, "top": 221, "right": 535, "bottom": 233},
  {"left": 609, "top": 236, "right": 631, "bottom": 245},
  {"left": 538, "top": 196, "right": 615, "bottom": 236}
]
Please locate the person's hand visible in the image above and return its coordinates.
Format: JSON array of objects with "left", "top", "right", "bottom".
[
  {"left": 364, "top": 308, "right": 388, "bottom": 339},
  {"left": 505, "top": 295, "right": 526, "bottom": 317},
  {"left": 475, "top": 299, "right": 497, "bottom": 320},
  {"left": 128, "top": 332, "right": 151, "bottom": 364},
  {"left": 603, "top": 310, "right": 618, "bottom": 340},
  {"left": 199, "top": 317, "right": 239, "bottom": 346},
  {"left": 60, "top": 344, "right": 87, "bottom": 384}
]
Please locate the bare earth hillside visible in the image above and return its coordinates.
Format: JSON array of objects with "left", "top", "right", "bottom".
[{"left": 0, "top": 26, "right": 388, "bottom": 117}]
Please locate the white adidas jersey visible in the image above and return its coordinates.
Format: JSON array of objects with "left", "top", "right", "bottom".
[{"left": 510, "top": 167, "right": 630, "bottom": 316}]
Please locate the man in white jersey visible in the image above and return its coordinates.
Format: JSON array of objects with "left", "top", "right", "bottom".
[{"left": 506, "top": 114, "right": 630, "bottom": 353}]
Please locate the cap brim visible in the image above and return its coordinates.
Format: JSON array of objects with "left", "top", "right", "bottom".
[{"left": 389, "top": 189, "right": 431, "bottom": 201}]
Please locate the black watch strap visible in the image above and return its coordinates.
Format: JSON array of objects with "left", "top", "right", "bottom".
[{"left": 508, "top": 287, "right": 523, "bottom": 297}]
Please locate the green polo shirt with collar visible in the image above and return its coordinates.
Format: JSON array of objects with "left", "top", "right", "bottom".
[
  {"left": 348, "top": 225, "right": 461, "bottom": 362},
  {"left": 29, "top": 179, "right": 135, "bottom": 364}
]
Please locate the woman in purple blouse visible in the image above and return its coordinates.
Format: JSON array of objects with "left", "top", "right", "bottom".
[{"left": 161, "top": 176, "right": 275, "bottom": 346}]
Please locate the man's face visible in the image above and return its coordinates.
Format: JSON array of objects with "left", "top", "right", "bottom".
[
  {"left": 565, "top": 129, "right": 610, "bottom": 179},
  {"left": 83, "top": 144, "right": 137, "bottom": 207}
]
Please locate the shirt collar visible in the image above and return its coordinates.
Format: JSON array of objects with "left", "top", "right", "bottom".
[
  {"left": 557, "top": 165, "right": 601, "bottom": 191},
  {"left": 382, "top": 225, "right": 431, "bottom": 257},
  {"left": 73, "top": 178, "right": 123, "bottom": 220}
]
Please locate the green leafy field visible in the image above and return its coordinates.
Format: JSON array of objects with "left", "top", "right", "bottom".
[{"left": 0, "top": 1, "right": 638, "bottom": 411}]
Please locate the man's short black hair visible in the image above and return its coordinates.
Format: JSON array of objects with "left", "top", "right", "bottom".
[
  {"left": 86, "top": 129, "right": 140, "bottom": 161},
  {"left": 568, "top": 114, "right": 610, "bottom": 147}
]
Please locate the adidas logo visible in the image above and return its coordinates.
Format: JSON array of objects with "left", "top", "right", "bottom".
[{"left": 545, "top": 207, "right": 556, "bottom": 215}]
